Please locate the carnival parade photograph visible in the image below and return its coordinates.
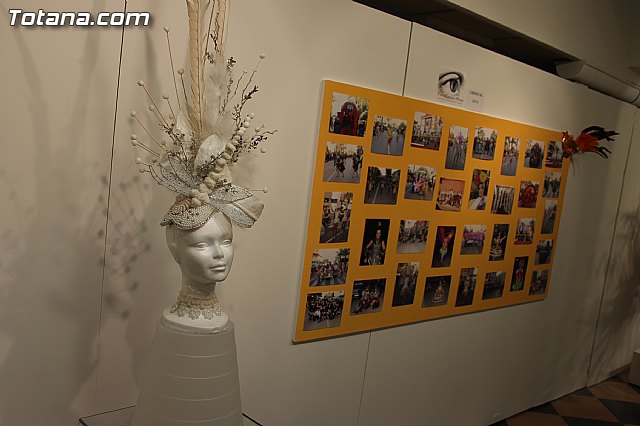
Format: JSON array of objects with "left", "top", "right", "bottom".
[
  {"left": 515, "top": 218, "right": 535, "bottom": 245},
  {"left": 445, "top": 125, "right": 469, "bottom": 170},
  {"left": 432, "top": 225, "right": 457, "bottom": 267},
  {"left": 468, "top": 169, "right": 490, "bottom": 210},
  {"left": 423, "top": 275, "right": 451, "bottom": 308},
  {"left": 543, "top": 171, "right": 561, "bottom": 198},
  {"left": 364, "top": 167, "right": 400, "bottom": 205},
  {"left": 535, "top": 239, "right": 554, "bottom": 265},
  {"left": 303, "top": 291, "right": 345, "bottom": 331},
  {"left": 489, "top": 224, "right": 509, "bottom": 261},
  {"left": 510, "top": 256, "right": 529, "bottom": 292},
  {"left": 309, "top": 248, "right": 350, "bottom": 286},
  {"left": 472, "top": 126, "right": 498, "bottom": 160},
  {"left": 518, "top": 180, "right": 540, "bottom": 208},
  {"left": 545, "top": 141, "right": 563, "bottom": 168},
  {"left": 501, "top": 136, "right": 520, "bottom": 176},
  {"left": 436, "top": 178, "right": 465, "bottom": 212},
  {"left": 360, "top": 219, "right": 390, "bottom": 266},
  {"left": 392, "top": 262, "right": 420, "bottom": 307},
  {"left": 323, "top": 142, "right": 363, "bottom": 183},
  {"left": 456, "top": 268, "right": 478, "bottom": 307},
  {"left": 397, "top": 220, "right": 429, "bottom": 254},
  {"left": 411, "top": 112, "right": 443, "bottom": 150},
  {"left": 483, "top": 271, "right": 506, "bottom": 300},
  {"left": 404, "top": 164, "right": 436, "bottom": 201},
  {"left": 460, "top": 224, "right": 486, "bottom": 255},
  {"left": 350, "top": 279, "right": 386, "bottom": 315},
  {"left": 371, "top": 115, "right": 407, "bottom": 156},
  {"left": 530, "top": 270, "right": 549, "bottom": 295},
  {"left": 319, "top": 192, "right": 353, "bottom": 243},
  {"left": 542, "top": 200, "right": 558, "bottom": 234},
  {"left": 524, "top": 139, "right": 544, "bottom": 168},
  {"left": 491, "top": 185, "right": 515, "bottom": 215},
  {"left": 329, "top": 92, "right": 369, "bottom": 137}
]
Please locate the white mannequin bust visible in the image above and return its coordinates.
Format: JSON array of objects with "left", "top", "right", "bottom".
[{"left": 162, "top": 211, "right": 234, "bottom": 333}]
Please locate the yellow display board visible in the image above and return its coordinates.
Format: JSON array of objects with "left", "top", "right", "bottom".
[{"left": 294, "top": 81, "right": 567, "bottom": 342}]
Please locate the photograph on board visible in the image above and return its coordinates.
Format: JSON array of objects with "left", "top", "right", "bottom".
[
  {"left": 468, "top": 169, "right": 490, "bottom": 210},
  {"left": 491, "top": 185, "right": 515, "bottom": 215},
  {"left": 423, "top": 275, "right": 452, "bottom": 308},
  {"left": 489, "top": 224, "right": 509, "bottom": 261},
  {"left": 392, "top": 262, "right": 420, "bottom": 307},
  {"left": 456, "top": 267, "right": 478, "bottom": 307},
  {"left": 445, "top": 125, "right": 469, "bottom": 170},
  {"left": 535, "top": 239, "right": 554, "bottom": 265},
  {"left": 350, "top": 279, "right": 386, "bottom": 315},
  {"left": 510, "top": 256, "right": 529, "bottom": 292},
  {"left": 329, "top": 92, "right": 368, "bottom": 137},
  {"left": 472, "top": 126, "right": 498, "bottom": 160},
  {"left": 364, "top": 167, "right": 400, "bottom": 205},
  {"left": 483, "top": 271, "right": 506, "bottom": 300},
  {"left": 360, "top": 219, "right": 390, "bottom": 266},
  {"left": 372, "top": 115, "right": 407, "bottom": 156},
  {"left": 501, "top": 136, "right": 520, "bottom": 176},
  {"left": 524, "top": 140, "right": 544, "bottom": 169},
  {"left": 309, "top": 248, "right": 350, "bottom": 287},
  {"left": 436, "top": 178, "right": 465, "bottom": 212},
  {"left": 405, "top": 164, "right": 437, "bottom": 201},
  {"left": 320, "top": 192, "right": 353, "bottom": 244},
  {"left": 460, "top": 224, "right": 486, "bottom": 255},
  {"left": 543, "top": 171, "right": 562, "bottom": 198},
  {"left": 412, "top": 112, "right": 443, "bottom": 150},
  {"left": 432, "top": 226, "right": 457, "bottom": 268},
  {"left": 542, "top": 200, "right": 558, "bottom": 234},
  {"left": 518, "top": 180, "right": 540, "bottom": 208},
  {"left": 303, "top": 291, "right": 345, "bottom": 331},
  {"left": 397, "top": 220, "right": 429, "bottom": 254},
  {"left": 514, "top": 218, "right": 535, "bottom": 245},
  {"left": 546, "top": 141, "right": 563, "bottom": 168},
  {"left": 323, "top": 142, "right": 363, "bottom": 183},
  {"left": 530, "top": 270, "right": 549, "bottom": 295}
]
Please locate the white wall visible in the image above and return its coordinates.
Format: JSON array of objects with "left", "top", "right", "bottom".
[
  {"left": 448, "top": 0, "right": 640, "bottom": 86},
  {"left": 1, "top": 1, "right": 638, "bottom": 425}
]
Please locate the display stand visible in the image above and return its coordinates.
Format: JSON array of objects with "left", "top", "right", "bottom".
[
  {"left": 130, "top": 319, "right": 244, "bottom": 426},
  {"left": 78, "top": 407, "right": 260, "bottom": 426}
]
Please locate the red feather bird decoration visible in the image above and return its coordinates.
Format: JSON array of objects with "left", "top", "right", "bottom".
[{"left": 561, "top": 126, "right": 618, "bottom": 159}]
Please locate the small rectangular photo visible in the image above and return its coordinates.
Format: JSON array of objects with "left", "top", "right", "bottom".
[
  {"left": 432, "top": 226, "right": 457, "bottom": 268},
  {"left": 445, "top": 125, "right": 469, "bottom": 170},
  {"left": 323, "top": 142, "right": 364, "bottom": 183},
  {"left": 510, "top": 256, "right": 529, "bottom": 291},
  {"left": 436, "top": 178, "right": 465, "bottom": 212},
  {"left": 397, "top": 220, "right": 429, "bottom": 254},
  {"left": 501, "top": 136, "right": 520, "bottom": 176},
  {"left": 456, "top": 267, "right": 478, "bottom": 307},
  {"left": 546, "top": 141, "right": 563, "bottom": 168},
  {"left": 489, "top": 224, "right": 509, "bottom": 261},
  {"left": 483, "top": 271, "right": 506, "bottom": 300},
  {"left": 309, "top": 248, "right": 350, "bottom": 287},
  {"left": 524, "top": 140, "right": 544, "bottom": 169},
  {"left": 543, "top": 172, "right": 562, "bottom": 198},
  {"left": 303, "top": 291, "right": 345, "bottom": 331},
  {"left": 392, "top": 262, "right": 420, "bottom": 307},
  {"left": 468, "top": 169, "right": 490, "bottom": 210},
  {"left": 360, "top": 219, "right": 390, "bottom": 266},
  {"left": 329, "top": 92, "right": 368, "bottom": 137},
  {"left": 405, "top": 164, "right": 437, "bottom": 201},
  {"left": 514, "top": 218, "right": 535, "bottom": 245},
  {"left": 491, "top": 185, "right": 515, "bottom": 215},
  {"left": 542, "top": 200, "right": 558, "bottom": 234},
  {"left": 461, "top": 224, "right": 486, "bottom": 255},
  {"left": 423, "top": 275, "right": 452, "bottom": 308},
  {"left": 320, "top": 192, "right": 353, "bottom": 244},
  {"left": 472, "top": 127, "right": 498, "bottom": 160},
  {"left": 518, "top": 180, "right": 540, "bottom": 208},
  {"left": 535, "top": 239, "right": 554, "bottom": 265},
  {"left": 350, "top": 279, "right": 386, "bottom": 315},
  {"left": 412, "top": 112, "right": 443, "bottom": 150},
  {"left": 529, "top": 270, "right": 549, "bottom": 295},
  {"left": 371, "top": 115, "right": 407, "bottom": 156},
  {"left": 364, "top": 167, "right": 400, "bottom": 205}
]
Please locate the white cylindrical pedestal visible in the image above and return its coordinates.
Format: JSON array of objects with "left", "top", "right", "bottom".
[{"left": 132, "top": 320, "right": 242, "bottom": 426}]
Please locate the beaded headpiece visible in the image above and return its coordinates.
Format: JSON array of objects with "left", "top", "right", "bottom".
[{"left": 130, "top": 0, "right": 274, "bottom": 230}]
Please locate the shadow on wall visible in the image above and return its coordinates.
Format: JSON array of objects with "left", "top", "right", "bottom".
[
  {"left": 0, "top": 2, "right": 150, "bottom": 424},
  {"left": 589, "top": 205, "right": 640, "bottom": 383}
]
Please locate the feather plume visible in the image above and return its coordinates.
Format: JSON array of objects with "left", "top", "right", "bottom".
[{"left": 186, "top": 0, "right": 204, "bottom": 137}]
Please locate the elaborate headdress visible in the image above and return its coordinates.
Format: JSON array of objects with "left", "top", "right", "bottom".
[{"left": 130, "top": 0, "right": 274, "bottom": 230}]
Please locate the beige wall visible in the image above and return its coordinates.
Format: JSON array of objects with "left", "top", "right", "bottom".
[{"left": 0, "top": 1, "right": 638, "bottom": 425}]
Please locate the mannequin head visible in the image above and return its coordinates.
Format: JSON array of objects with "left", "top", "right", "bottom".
[{"left": 166, "top": 211, "right": 234, "bottom": 288}]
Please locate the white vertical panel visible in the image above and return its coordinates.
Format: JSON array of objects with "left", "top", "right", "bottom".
[
  {"left": 0, "top": 1, "right": 124, "bottom": 424},
  {"left": 97, "top": 1, "right": 411, "bottom": 425},
  {"left": 358, "top": 23, "right": 636, "bottom": 426}
]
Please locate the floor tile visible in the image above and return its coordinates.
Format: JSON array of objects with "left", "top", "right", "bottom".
[
  {"left": 506, "top": 411, "right": 568, "bottom": 426},
  {"left": 572, "top": 388, "right": 595, "bottom": 397},
  {"left": 552, "top": 395, "right": 619, "bottom": 422},
  {"left": 600, "top": 400, "right": 640, "bottom": 424},
  {"left": 562, "top": 417, "right": 623, "bottom": 425},
  {"left": 530, "top": 402, "right": 558, "bottom": 414},
  {"left": 590, "top": 382, "right": 640, "bottom": 404}
]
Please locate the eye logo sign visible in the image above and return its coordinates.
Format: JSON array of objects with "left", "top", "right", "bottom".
[{"left": 437, "top": 70, "right": 465, "bottom": 104}]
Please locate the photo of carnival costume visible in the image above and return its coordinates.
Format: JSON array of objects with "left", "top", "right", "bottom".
[{"left": 129, "top": 1, "right": 273, "bottom": 424}]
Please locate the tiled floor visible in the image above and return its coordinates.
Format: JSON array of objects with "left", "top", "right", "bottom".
[{"left": 490, "top": 371, "right": 640, "bottom": 426}]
